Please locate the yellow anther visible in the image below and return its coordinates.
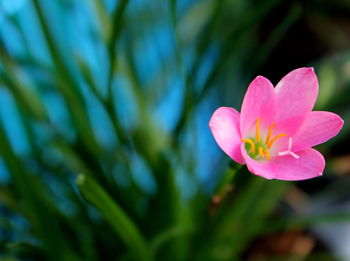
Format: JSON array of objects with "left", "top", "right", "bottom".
[
  {"left": 242, "top": 139, "right": 255, "bottom": 154},
  {"left": 256, "top": 118, "right": 261, "bottom": 142},
  {"left": 267, "top": 133, "right": 287, "bottom": 149},
  {"left": 243, "top": 118, "right": 287, "bottom": 160},
  {"left": 265, "top": 123, "right": 276, "bottom": 145}
]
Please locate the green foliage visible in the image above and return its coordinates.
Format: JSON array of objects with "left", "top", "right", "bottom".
[{"left": 0, "top": 0, "right": 348, "bottom": 260}]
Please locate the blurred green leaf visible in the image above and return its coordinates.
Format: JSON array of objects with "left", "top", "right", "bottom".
[
  {"left": 77, "top": 174, "right": 153, "bottom": 261},
  {"left": 0, "top": 0, "right": 347, "bottom": 260}
]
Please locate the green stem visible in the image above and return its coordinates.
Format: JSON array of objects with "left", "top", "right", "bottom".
[
  {"left": 77, "top": 174, "right": 153, "bottom": 261},
  {"left": 107, "top": 0, "right": 129, "bottom": 99},
  {"left": 214, "top": 164, "right": 242, "bottom": 199}
]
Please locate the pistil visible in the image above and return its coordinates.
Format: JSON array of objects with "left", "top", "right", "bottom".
[{"left": 278, "top": 137, "right": 299, "bottom": 159}]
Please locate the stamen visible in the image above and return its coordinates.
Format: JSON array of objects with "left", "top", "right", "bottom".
[
  {"left": 242, "top": 139, "right": 256, "bottom": 153},
  {"left": 256, "top": 118, "right": 261, "bottom": 142},
  {"left": 258, "top": 146, "right": 264, "bottom": 158},
  {"left": 267, "top": 133, "right": 287, "bottom": 149},
  {"left": 265, "top": 123, "right": 275, "bottom": 145},
  {"left": 264, "top": 150, "right": 270, "bottom": 160}
]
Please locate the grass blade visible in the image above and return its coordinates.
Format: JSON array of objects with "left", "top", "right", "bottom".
[{"left": 77, "top": 174, "right": 153, "bottom": 261}]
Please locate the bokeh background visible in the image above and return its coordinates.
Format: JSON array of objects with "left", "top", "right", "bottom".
[{"left": 0, "top": 0, "right": 349, "bottom": 260}]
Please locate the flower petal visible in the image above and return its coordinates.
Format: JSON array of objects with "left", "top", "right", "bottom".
[
  {"left": 274, "top": 114, "right": 306, "bottom": 138},
  {"left": 240, "top": 76, "right": 276, "bottom": 137},
  {"left": 275, "top": 67, "right": 318, "bottom": 121},
  {"left": 209, "top": 107, "right": 244, "bottom": 164},
  {"left": 271, "top": 148, "right": 325, "bottom": 181},
  {"left": 292, "top": 111, "right": 344, "bottom": 151},
  {"left": 241, "top": 144, "right": 274, "bottom": 179},
  {"left": 242, "top": 146, "right": 325, "bottom": 181}
]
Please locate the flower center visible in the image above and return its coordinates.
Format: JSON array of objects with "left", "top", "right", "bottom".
[{"left": 242, "top": 118, "right": 287, "bottom": 161}]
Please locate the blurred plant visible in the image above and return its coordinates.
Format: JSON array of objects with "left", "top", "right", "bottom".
[{"left": 0, "top": 0, "right": 348, "bottom": 261}]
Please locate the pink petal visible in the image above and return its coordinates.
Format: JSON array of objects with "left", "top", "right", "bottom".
[
  {"left": 275, "top": 67, "right": 318, "bottom": 121},
  {"left": 241, "top": 144, "right": 274, "bottom": 179},
  {"left": 268, "top": 114, "right": 307, "bottom": 153},
  {"left": 241, "top": 145, "right": 325, "bottom": 181},
  {"left": 292, "top": 111, "right": 344, "bottom": 151},
  {"left": 240, "top": 76, "right": 276, "bottom": 137},
  {"left": 271, "top": 148, "right": 325, "bottom": 181},
  {"left": 209, "top": 107, "right": 245, "bottom": 164},
  {"left": 274, "top": 114, "right": 306, "bottom": 138}
]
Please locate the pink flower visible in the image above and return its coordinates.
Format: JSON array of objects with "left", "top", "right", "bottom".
[{"left": 209, "top": 68, "right": 344, "bottom": 181}]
